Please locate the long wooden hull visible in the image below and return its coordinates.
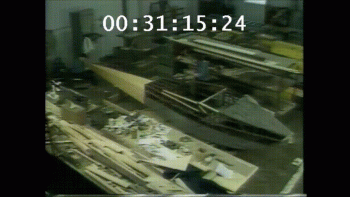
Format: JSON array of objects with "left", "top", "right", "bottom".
[{"left": 89, "top": 63, "right": 152, "bottom": 103}]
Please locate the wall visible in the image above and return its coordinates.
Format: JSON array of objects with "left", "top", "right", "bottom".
[
  {"left": 169, "top": 0, "right": 198, "bottom": 23},
  {"left": 46, "top": 0, "right": 124, "bottom": 67},
  {"left": 227, "top": 0, "right": 303, "bottom": 29},
  {"left": 46, "top": 0, "right": 199, "bottom": 70},
  {"left": 228, "top": 0, "right": 266, "bottom": 23}
]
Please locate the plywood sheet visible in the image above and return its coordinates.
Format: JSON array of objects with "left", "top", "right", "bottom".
[{"left": 141, "top": 155, "right": 192, "bottom": 171}]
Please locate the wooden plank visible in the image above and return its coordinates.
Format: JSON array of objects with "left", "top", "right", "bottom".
[
  {"left": 89, "top": 63, "right": 152, "bottom": 103},
  {"left": 141, "top": 155, "right": 192, "bottom": 171},
  {"left": 85, "top": 164, "right": 131, "bottom": 188},
  {"left": 193, "top": 39, "right": 256, "bottom": 55},
  {"left": 50, "top": 118, "right": 192, "bottom": 194},
  {"left": 84, "top": 170, "right": 128, "bottom": 194},
  {"left": 161, "top": 92, "right": 200, "bottom": 112},
  {"left": 87, "top": 143, "right": 148, "bottom": 185},
  {"left": 270, "top": 41, "right": 303, "bottom": 60},
  {"left": 198, "top": 102, "right": 219, "bottom": 113},
  {"left": 99, "top": 145, "right": 154, "bottom": 178},
  {"left": 65, "top": 122, "right": 135, "bottom": 157},
  {"left": 162, "top": 90, "right": 199, "bottom": 104},
  {"left": 56, "top": 122, "right": 92, "bottom": 155},
  {"left": 103, "top": 99, "right": 132, "bottom": 115},
  {"left": 212, "top": 175, "right": 245, "bottom": 192},
  {"left": 45, "top": 100, "right": 61, "bottom": 117},
  {"left": 193, "top": 48, "right": 271, "bottom": 73},
  {"left": 171, "top": 37, "right": 300, "bottom": 74}
]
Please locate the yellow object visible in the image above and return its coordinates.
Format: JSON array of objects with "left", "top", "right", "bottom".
[
  {"left": 281, "top": 87, "right": 303, "bottom": 102},
  {"left": 259, "top": 39, "right": 303, "bottom": 72},
  {"left": 89, "top": 64, "right": 152, "bottom": 104},
  {"left": 270, "top": 41, "right": 303, "bottom": 60},
  {"left": 291, "top": 61, "right": 303, "bottom": 73}
]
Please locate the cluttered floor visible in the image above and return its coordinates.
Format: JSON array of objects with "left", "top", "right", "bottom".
[{"left": 45, "top": 69, "right": 303, "bottom": 195}]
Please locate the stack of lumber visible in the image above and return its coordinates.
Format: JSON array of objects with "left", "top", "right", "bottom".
[
  {"left": 48, "top": 118, "right": 193, "bottom": 194},
  {"left": 46, "top": 100, "right": 259, "bottom": 194}
]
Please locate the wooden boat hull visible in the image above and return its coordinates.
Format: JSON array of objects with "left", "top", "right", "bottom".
[{"left": 145, "top": 97, "right": 267, "bottom": 150}]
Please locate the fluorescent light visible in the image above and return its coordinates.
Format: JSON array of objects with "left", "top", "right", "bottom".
[{"left": 244, "top": 0, "right": 266, "bottom": 5}]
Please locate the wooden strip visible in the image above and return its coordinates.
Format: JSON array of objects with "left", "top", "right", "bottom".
[
  {"left": 45, "top": 140, "right": 72, "bottom": 144},
  {"left": 84, "top": 170, "right": 127, "bottom": 194},
  {"left": 59, "top": 121, "right": 90, "bottom": 140},
  {"left": 103, "top": 99, "right": 132, "bottom": 115},
  {"left": 198, "top": 103, "right": 219, "bottom": 113},
  {"left": 198, "top": 105, "right": 208, "bottom": 114},
  {"left": 193, "top": 39, "right": 256, "bottom": 55},
  {"left": 161, "top": 92, "right": 200, "bottom": 112},
  {"left": 57, "top": 124, "right": 91, "bottom": 155},
  {"left": 65, "top": 122, "right": 134, "bottom": 156},
  {"left": 193, "top": 48, "right": 271, "bottom": 73},
  {"left": 86, "top": 164, "right": 131, "bottom": 188},
  {"left": 162, "top": 90, "right": 199, "bottom": 104},
  {"left": 87, "top": 143, "right": 148, "bottom": 185},
  {"left": 280, "top": 161, "right": 303, "bottom": 194},
  {"left": 99, "top": 146, "right": 152, "bottom": 178},
  {"left": 70, "top": 149, "right": 108, "bottom": 170},
  {"left": 200, "top": 88, "right": 226, "bottom": 103},
  {"left": 45, "top": 100, "right": 61, "bottom": 117}
]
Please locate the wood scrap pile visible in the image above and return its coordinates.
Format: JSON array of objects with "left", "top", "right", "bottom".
[
  {"left": 100, "top": 113, "right": 259, "bottom": 193},
  {"left": 46, "top": 116, "right": 193, "bottom": 194},
  {"left": 46, "top": 100, "right": 259, "bottom": 194}
]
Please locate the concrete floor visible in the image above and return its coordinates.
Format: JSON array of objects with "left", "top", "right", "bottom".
[{"left": 236, "top": 108, "right": 303, "bottom": 194}]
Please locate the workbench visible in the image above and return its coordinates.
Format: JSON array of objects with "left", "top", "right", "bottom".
[
  {"left": 45, "top": 77, "right": 303, "bottom": 195},
  {"left": 166, "top": 33, "right": 303, "bottom": 114}
]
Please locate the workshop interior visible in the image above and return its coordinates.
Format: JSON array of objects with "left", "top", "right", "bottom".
[{"left": 45, "top": 0, "right": 303, "bottom": 196}]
